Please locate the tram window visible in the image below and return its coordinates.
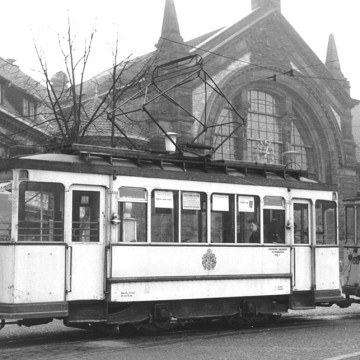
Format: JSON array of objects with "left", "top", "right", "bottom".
[
  {"left": 119, "top": 187, "right": 147, "bottom": 242},
  {"left": 293, "top": 203, "right": 309, "bottom": 244},
  {"left": 18, "top": 182, "right": 64, "bottom": 242},
  {"left": 315, "top": 200, "right": 337, "bottom": 245},
  {"left": 263, "top": 196, "right": 285, "bottom": 244},
  {"left": 181, "top": 192, "right": 207, "bottom": 243},
  {"left": 0, "top": 182, "right": 12, "bottom": 241},
  {"left": 357, "top": 207, "right": 360, "bottom": 244},
  {"left": 345, "top": 206, "right": 355, "bottom": 244},
  {"left": 72, "top": 191, "right": 100, "bottom": 242},
  {"left": 211, "top": 194, "right": 235, "bottom": 243},
  {"left": 151, "top": 190, "right": 178, "bottom": 242},
  {"left": 237, "top": 195, "right": 260, "bottom": 243}
]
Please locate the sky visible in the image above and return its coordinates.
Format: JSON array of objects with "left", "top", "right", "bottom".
[{"left": 2, "top": 0, "right": 360, "bottom": 99}]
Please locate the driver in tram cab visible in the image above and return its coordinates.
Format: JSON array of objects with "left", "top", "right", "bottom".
[{"left": 248, "top": 219, "right": 260, "bottom": 243}]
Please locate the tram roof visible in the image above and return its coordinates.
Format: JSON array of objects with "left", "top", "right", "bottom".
[{"left": 0, "top": 143, "right": 337, "bottom": 192}]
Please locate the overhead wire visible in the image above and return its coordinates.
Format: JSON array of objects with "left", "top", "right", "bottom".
[
  {"left": 0, "top": 31, "right": 353, "bottom": 145},
  {"left": 160, "top": 36, "right": 349, "bottom": 84}
]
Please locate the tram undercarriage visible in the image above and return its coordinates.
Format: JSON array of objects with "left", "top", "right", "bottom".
[{"left": 61, "top": 296, "right": 288, "bottom": 333}]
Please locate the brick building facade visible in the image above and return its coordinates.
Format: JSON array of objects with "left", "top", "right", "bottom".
[
  {"left": 0, "top": 0, "right": 359, "bottom": 242},
  {"left": 146, "top": 0, "right": 359, "bottom": 199},
  {"left": 137, "top": 0, "right": 359, "bottom": 243}
]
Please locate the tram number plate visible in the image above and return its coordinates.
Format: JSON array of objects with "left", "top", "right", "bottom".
[
  {"left": 269, "top": 248, "right": 286, "bottom": 257},
  {"left": 120, "top": 291, "right": 135, "bottom": 298},
  {"left": 275, "top": 285, "right": 284, "bottom": 291}
]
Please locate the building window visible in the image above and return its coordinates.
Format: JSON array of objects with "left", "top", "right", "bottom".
[
  {"left": 290, "top": 122, "right": 308, "bottom": 169},
  {"left": 247, "top": 90, "right": 282, "bottom": 164},
  {"left": 0, "top": 84, "right": 3, "bottom": 105},
  {"left": 22, "top": 97, "right": 36, "bottom": 118},
  {"left": 213, "top": 109, "right": 239, "bottom": 160},
  {"left": 212, "top": 90, "right": 310, "bottom": 170}
]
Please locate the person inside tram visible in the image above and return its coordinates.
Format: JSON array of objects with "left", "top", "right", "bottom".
[
  {"left": 269, "top": 218, "right": 282, "bottom": 243},
  {"left": 248, "top": 219, "right": 260, "bottom": 243}
]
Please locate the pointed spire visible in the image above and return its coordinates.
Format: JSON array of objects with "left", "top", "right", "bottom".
[
  {"left": 326, "top": 33, "right": 351, "bottom": 94},
  {"left": 251, "top": 0, "right": 281, "bottom": 12},
  {"left": 156, "top": 0, "right": 184, "bottom": 51},
  {"left": 326, "top": 34, "right": 342, "bottom": 75}
]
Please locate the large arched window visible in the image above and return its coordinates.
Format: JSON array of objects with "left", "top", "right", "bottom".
[
  {"left": 247, "top": 90, "right": 282, "bottom": 164},
  {"left": 290, "top": 122, "right": 308, "bottom": 169},
  {"left": 213, "top": 108, "right": 241, "bottom": 161},
  {"left": 212, "top": 90, "right": 310, "bottom": 170}
]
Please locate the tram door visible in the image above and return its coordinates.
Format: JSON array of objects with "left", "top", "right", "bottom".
[
  {"left": 66, "top": 186, "right": 105, "bottom": 301},
  {"left": 292, "top": 201, "right": 312, "bottom": 292}
]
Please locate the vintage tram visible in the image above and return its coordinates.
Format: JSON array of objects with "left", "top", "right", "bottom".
[
  {"left": 342, "top": 195, "right": 360, "bottom": 300},
  {"left": 0, "top": 144, "right": 342, "bottom": 332}
]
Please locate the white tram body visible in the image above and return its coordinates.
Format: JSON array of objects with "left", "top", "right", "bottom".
[
  {"left": 342, "top": 196, "right": 360, "bottom": 299},
  {"left": 0, "top": 145, "right": 342, "bottom": 330}
]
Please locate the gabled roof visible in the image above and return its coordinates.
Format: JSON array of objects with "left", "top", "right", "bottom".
[
  {"left": 0, "top": 57, "right": 45, "bottom": 100},
  {"left": 185, "top": 6, "right": 352, "bottom": 103}
]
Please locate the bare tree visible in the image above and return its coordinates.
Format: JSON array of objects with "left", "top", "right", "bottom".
[{"left": 33, "top": 16, "right": 156, "bottom": 148}]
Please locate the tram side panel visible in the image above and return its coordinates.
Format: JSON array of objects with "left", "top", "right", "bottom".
[
  {"left": 0, "top": 245, "right": 66, "bottom": 304},
  {"left": 110, "top": 245, "right": 291, "bottom": 302},
  {"left": 315, "top": 247, "right": 340, "bottom": 291},
  {"left": 0, "top": 245, "right": 15, "bottom": 304},
  {"left": 342, "top": 246, "right": 360, "bottom": 297}
]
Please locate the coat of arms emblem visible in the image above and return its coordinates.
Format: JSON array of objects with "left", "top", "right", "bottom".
[{"left": 202, "top": 249, "right": 217, "bottom": 270}]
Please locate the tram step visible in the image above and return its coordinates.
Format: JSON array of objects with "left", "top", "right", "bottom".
[
  {"left": 290, "top": 306, "right": 315, "bottom": 310},
  {"left": 290, "top": 291, "right": 315, "bottom": 309},
  {"left": 67, "top": 301, "right": 107, "bottom": 322}
]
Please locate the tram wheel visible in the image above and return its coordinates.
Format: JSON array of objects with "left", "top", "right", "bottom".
[
  {"left": 133, "top": 319, "right": 179, "bottom": 335},
  {"left": 241, "top": 313, "right": 282, "bottom": 325},
  {"left": 88, "top": 323, "right": 120, "bottom": 336}
]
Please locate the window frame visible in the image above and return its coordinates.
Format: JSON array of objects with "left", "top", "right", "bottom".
[
  {"left": 315, "top": 200, "right": 337, "bottom": 245},
  {"left": 118, "top": 187, "right": 148, "bottom": 243},
  {"left": 71, "top": 189, "right": 101, "bottom": 243},
  {"left": 18, "top": 181, "right": 65, "bottom": 242},
  {"left": 22, "top": 97, "right": 36, "bottom": 119},
  {"left": 0, "top": 83, "right": 3, "bottom": 105},
  {"left": 263, "top": 196, "right": 286, "bottom": 244}
]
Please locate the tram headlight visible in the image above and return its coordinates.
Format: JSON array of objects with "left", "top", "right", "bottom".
[{"left": 111, "top": 213, "right": 121, "bottom": 225}]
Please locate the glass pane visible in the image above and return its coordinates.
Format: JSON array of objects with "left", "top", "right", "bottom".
[
  {"left": 345, "top": 206, "right": 355, "bottom": 244},
  {"left": 72, "top": 191, "right": 100, "bottom": 242},
  {"left": 0, "top": 183, "right": 12, "bottom": 241},
  {"left": 264, "top": 209, "right": 285, "bottom": 243},
  {"left": 357, "top": 207, "right": 360, "bottom": 244},
  {"left": 151, "top": 190, "right": 178, "bottom": 242},
  {"left": 264, "top": 196, "right": 284, "bottom": 207},
  {"left": 119, "top": 187, "right": 147, "bottom": 201},
  {"left": 181, "top": 192, "right": 207, "bottom": 243},
  {"left": 211, "top": 194, "right": 234, "bottom": 243},
  {"left": 316, "top": 200, "right": 337, "bottom": 245},
  {"left": 119, "top": 202, "right": 147, "bottom": 242},
  {"left": 213, "top": 109, "right": 238, "bottom": 161},
  {"left": 247, "top": 90, "right": 282, "bottom": 165},
  {"left": 237, "top": 195, "right": 260, "bottom": 243},
  {"left": 18, "top": 182, "right": 64, "bottom": 242},
  {"left": 294, "top": 203, "right": 309, "bottom": 244}
]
